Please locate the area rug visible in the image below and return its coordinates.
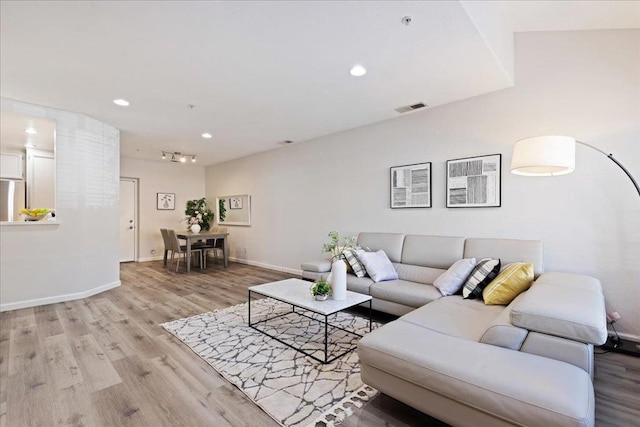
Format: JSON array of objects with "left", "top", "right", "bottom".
[{"left": 161, "top": 298, "right": 379, "bottom": 427}]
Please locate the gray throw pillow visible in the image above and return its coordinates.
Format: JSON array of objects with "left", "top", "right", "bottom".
[
  {"left": 356, "top": 250, "right": 398, "bottom": 282},
  {"left": 434, "top": 258, "right": 476, "bottom": 296}
]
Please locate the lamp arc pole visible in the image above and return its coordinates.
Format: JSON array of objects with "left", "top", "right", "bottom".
[{"left": 576, "top": 140, "right": 640, "bottom": 198}]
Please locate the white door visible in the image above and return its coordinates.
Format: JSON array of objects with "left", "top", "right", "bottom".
[{"left": 119, "top": 179, "right": 137, "bottom": 262}]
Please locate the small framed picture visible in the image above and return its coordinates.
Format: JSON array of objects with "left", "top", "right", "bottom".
[
  {"left": 446, "top": 154, "right": 501, "bottom": 208},
  {"left": 390, "top": 162, "right": 432, "bottom": 208},
  {"left": 229, "top": 196, "right": 243, "bottom": 209},
  {"left": 157, "top": 193, "right": 175, "bottom": 210}
]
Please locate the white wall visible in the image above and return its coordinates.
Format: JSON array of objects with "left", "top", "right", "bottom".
[
  {"left": 1, "top": 98, "right": 120, "bottom": 310},
  {"left": 205, "top": 30, "right": 640, "bottom": 338},
  {"left": 120, "top": 157, "right": 205, "bottom": 261}
]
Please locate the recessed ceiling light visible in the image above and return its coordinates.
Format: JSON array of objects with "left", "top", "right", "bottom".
[
  {"left": 180, "top": 156, "right": 186, "bottom": 163},
  {"left": 113, "top": 99, "right": 130, "bottom": 107},
  {"left": 201, "top": 132, "right": 212, "bottom": 139},
  {"left": 25, "top": 128, "right": 37, "bottom": 135},
  {"left": 350, "top": 65, "right": 367, "bottom": 77}
]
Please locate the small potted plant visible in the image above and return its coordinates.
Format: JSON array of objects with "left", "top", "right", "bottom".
[{"left": 310, "top": 279, "right": 332, "bottom": 301}]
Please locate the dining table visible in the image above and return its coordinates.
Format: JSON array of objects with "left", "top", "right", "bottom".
[{"left": 171, "top": 231, "right": 230, "bottom": 273}]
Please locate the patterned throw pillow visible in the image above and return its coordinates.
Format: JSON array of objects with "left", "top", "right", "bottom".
[
  {"left": 343, "top": 249, "right": 367, "bottom": 278},
  {"left": 462, "top": 258, "right": 501, "bottom": 299}
]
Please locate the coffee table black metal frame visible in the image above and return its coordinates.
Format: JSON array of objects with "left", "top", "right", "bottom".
[{"left": 248, "top": 290, "right": 372, "bottom": 364}]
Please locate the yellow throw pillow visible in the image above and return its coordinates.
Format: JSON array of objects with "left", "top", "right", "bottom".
[{"left": 483, "top": 262, "right": 534, "bottom": 305}]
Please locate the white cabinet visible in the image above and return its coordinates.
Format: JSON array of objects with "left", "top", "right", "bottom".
[{"left": 0, "top": 152, "right": 24, "bottom": 179}]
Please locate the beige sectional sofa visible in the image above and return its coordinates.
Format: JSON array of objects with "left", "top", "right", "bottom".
[{"left": 301, "top": 232, "right": 607, "bottom": 427}]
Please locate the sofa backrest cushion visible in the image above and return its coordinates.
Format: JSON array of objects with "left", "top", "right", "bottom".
[
  {"left": 357, "top": 232, "right": 405, "bottom": 263},
  {"left": 464, "top": 238, "right": 544, "bottom": 277},
  {"left": 401, "top": 235, "right": 465, "bottom": 269},
  {"left": 393, "top": 263, "right": 446, "bottom": 285}
]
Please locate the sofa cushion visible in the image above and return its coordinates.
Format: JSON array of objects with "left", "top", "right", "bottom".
[
  {"left": 301, "top": 260, "right": 331, "bottom": 273},
  {"left": 359, "top": 322, "right": 594, "bottom": 427},
  {"left": 357, "top": 250, "right": 398, "bottom": 282},
  {"left": 464, "top": 238, "right": 543, "bottom": 277},
  {"left": 483, "top": 262, "right": 534, "bottom": 305},
  {"left": 346, "top": 274, "right": 374, "bottom": 295},
  {"left": 401, "top": 235, "right": 465, "bottom": 268},
  {"left": 394, "top": 263, "right": 445, "bottom": 285},
  {"left": 357, "top": 232, "right": 405, "bottom": 262},
  {"left": 510, "top": 273, "right": 607, "bottom": 345},
  {"left": 462, "top": 258, "right": 500, "bottom": 299},
  {"left": 400, "top": 296, "right": 503, "bottom": 342},
  {"left": 369, "top": 280, "right": 442, "bottom": 308},
  {"left": 433, "top": 258, "right": 476, "bottom": 296}
]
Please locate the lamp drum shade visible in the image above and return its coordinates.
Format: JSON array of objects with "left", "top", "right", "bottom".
[{"left": 511, "top": 135, "right": 576, "bottom": 176}]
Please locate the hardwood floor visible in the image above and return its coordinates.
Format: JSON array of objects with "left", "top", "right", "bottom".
[{"left": 1, "top": 260, "right": 638, "bottom": 426}]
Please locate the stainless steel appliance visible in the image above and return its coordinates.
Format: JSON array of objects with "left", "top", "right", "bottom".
[{"left": 0, "top": 179, "right": 26, "bottom": 221}]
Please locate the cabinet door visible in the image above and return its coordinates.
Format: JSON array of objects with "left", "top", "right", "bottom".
[{"left": 0, "top": 153, "right": 24, "bottom": 179}]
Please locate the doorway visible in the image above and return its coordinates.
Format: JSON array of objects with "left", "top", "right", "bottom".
[{"left": 119, "top": 178, "right": 138, "bottom": 262}]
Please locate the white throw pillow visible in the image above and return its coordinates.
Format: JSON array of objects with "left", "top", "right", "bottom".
[
  {"left": 356, "top": 250, "right": 398, "bottom": 282},
  {"left": 433, "top": 258, "right": 477, "bottom": 296}
]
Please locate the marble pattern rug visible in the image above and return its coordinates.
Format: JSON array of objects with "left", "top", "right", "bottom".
[{"left": 161, "top": 298, "right": 379, "bottom": 427}]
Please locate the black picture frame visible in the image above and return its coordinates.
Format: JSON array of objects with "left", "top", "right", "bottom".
[
  {"left": 446, "top": 154, "right": 501, "bottom": 208},
  {"left": 390, "top": 162, "right": 432, "bottom": 208}
]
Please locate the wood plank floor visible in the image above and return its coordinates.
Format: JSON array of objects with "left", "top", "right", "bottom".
[{"left": 1, "top": 260, "right": 638, "bottom": 426}]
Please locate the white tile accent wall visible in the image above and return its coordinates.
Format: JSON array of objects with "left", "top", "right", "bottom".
[{"left": 0, "top": 98, "right": 121, "bottom": 310}]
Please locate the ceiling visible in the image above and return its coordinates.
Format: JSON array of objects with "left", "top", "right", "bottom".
[
  {"left": 1, "top": 1, "right": 638, "bottom": 166},
  {"left": 0, "top": 111, "right": 56, "bottom": 152}
]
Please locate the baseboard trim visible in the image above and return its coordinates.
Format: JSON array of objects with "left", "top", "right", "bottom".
[
  {"left": 138, "top": 255, "right": 165, "bottom": 262},
  {"left": 0, "top": 280, "right": 121, "bottom": 312},
  {"left": 228, "top": 257, "right": 302, "bottom": 276}
]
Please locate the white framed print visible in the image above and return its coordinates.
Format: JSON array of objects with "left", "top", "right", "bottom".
[
  {"left": 157, "top": 192, "right": 175, "bottom": 210},
  {"left": 446, "top": 154, "right": 501, "bottom": 208},
  {"left": 229, "top": 196, "right": 243, "bottom": 209},
  {"left": 390, "top": 162, "right": 432, "bottom": 208}
]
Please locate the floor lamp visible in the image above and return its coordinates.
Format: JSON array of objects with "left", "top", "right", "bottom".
[{"left": 510, "top": 135, "right": 640, "bottom": 356}]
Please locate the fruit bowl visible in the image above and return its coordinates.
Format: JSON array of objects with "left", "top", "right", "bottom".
[{"left": 20, "top": 208, "right": 49, "bottom": 221}]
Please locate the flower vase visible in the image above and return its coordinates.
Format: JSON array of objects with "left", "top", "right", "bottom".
[
  {"left": 191, "top": 223, "right": 201, "bottom": 233},
  {"left": 330, "top": 259, "right": 347, "bottom": 300}
]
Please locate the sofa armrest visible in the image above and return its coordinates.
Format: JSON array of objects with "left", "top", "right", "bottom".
[
  {"left": 510, "top": 272, "right": 607, "bottom": 345},
  {"left": 301, "top": 260, "right": 331, "bottom": 273}
]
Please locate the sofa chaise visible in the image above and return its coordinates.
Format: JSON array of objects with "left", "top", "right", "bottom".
[{"left": 301, "top": 232, "right": 607, "bottom": 427}]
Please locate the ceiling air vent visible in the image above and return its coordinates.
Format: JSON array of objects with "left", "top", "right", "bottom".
[{"left": 395, "top": 102, "right": 428, "bottom": 114}]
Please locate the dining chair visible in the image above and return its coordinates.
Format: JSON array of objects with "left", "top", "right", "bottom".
[
  {"left": 207, "top": 227, "right": 228, "bottom": 266},
  {"left": 196, "top": 227, "right": 227, "bottom": 268},
  {"left": 160, "top": 228, "right": 171, "bottom": 268},
  {"left": 166, "top": 229, "right": 204, "bottom": 272}
]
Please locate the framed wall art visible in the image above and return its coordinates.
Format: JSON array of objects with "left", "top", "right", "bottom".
[
  {"left": 157, "top": 192, "right": 175, "bottom": 210},
  {"left": 446, "top": 154, "right": 501, "bottom": 208},
  {"left": 390, "top": 162, "right": 432, "bottom": 208},
  {"left": 229, "top": 196, "right": 243, "bottom": 209}
]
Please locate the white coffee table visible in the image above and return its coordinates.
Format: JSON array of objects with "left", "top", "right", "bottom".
[{"left": 248, "top": 278, "right": 372, "bottom": 364}]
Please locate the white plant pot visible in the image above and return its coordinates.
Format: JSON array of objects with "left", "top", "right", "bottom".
[
  {"left": 191, "top": 223, "right": 201, "bottom": 233},
  {"left": 330, "top": 259, "right": 347, "bottom": 301}
]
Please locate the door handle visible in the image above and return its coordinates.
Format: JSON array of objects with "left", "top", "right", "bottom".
[
  {"left": 128, "top": 226, "right": 134, "bottom": 230},
  {"left": 129, "top": 220, "right": 133, "bottom": 223}
]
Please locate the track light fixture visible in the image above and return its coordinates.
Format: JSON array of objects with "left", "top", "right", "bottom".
[{"left": 161, "top": 151, "right": 197, "bottom": 163}]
